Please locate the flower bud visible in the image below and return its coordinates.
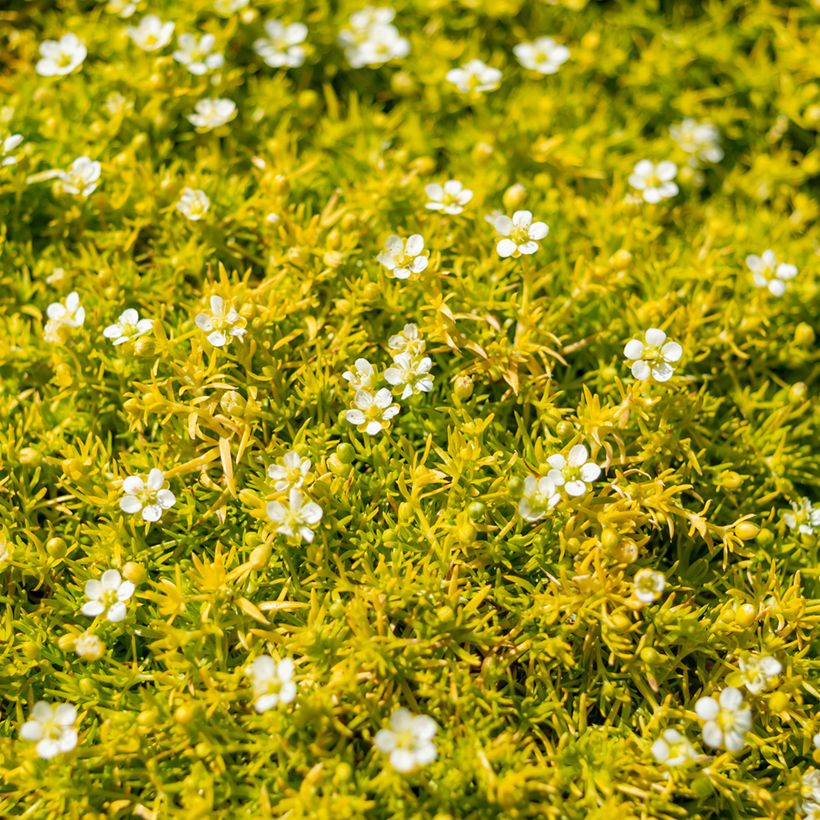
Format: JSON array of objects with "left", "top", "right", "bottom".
[
  {"left": 453, "top": 374, "right": 474, "bottom": 401},
  {"left": 735, "top": 521, "right": 759, "bottom": 540},
  {"left": 123, "top": 562, "right": 146, "bottom": 584},
  {"left": 46, "top": 537, "right": 67, "bottom": 558},
  {"left": 502, "top": 183, "right": 527, "bottom": 210}
]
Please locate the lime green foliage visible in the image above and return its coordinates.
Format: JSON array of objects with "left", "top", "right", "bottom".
[{"left": 0, "top": 0, "right": 818, "bottom": 817}]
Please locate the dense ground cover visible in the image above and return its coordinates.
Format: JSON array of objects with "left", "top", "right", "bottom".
[{"left": 0, "top": 0, "right": 818, "bottom": 816}]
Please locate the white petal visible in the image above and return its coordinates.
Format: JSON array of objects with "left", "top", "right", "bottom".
[
  {"left": 120, "top": 495, "right": 142, "bottom": 514},
  {"left": 580, "top": 463, "right": 601, "bottom": 482},
  {"left": 82, "top": 601, "right": 105, "bottom": 617},
  {"left": 661, "top": 341, "right": 682, "bottom": 362},
  {"left": 107, "top": 602, "right": 127, "bottom": 622},
  {"left": 122, "top": 476, "right": 144, "bottom": 495},
  {"left": 695, "top": 696, "right": 719, "bottom": 721},
  {"left": 567, "top": 444, "right": 588, "bottom": 467},
  {"left": 141, "top": 505, "right": 162, "bottom": 522},
  {"left": 497, "top": 239, "right": 517, "bottom": 257},
  {"left": 644, "top": 328, "right": 666, "bottom": 347},
  {"left": 631, "top": 360, "right": 650, "bottom": 380},
  {"left": 701, "top": 722, "right": 723, "bottom": 749}
]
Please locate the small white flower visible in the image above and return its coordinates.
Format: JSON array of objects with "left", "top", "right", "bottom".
[
  {"left": 670, "top": 118, "right": 723, "bottom": 167},
  {"left": 342, "top": 358, "right": 378, "bottom": 391},
  {"left": 694, "top": 687, "right": 752, "bottom": 752},
  {"left": 737, "top": 653, "right": 782, "bottom": 694},
  {"left": 513, "top": 37, "right": 569, "bottom": 75},
  {"left": 214, "top": 0, "right": 249, "bottom": 15},
  {"left": 446, "top": 59, "right": 501, "bottom": 94},
  {"left": 377, "top": 234, "right": 429, "bottom": 279},
  {"left": 633, "top": 568, "right": 666, "bottom": 604},
  {"left": 106, "top": 0, "right": 137, "bottom": 17},
  {"left": 650, "top": 729, "right": 697, "bottom": 767},
  {"left": 623, "top": 328, "right": 682, "bottom": 382},
  {"left": 247, "top": 656, "right": 297, "bottom": 712},
  {"left": 784, "top": 498, "right": 820, "bottom": 536},
  {"left": 20, "top": 702, "right": 78, "bottom": 759},
  {"left": 188, "top": 98, "right": 237, "bottom": 131},
  {"left": 44, "top": 291, "right": 84, "bottom": 343},
  {"left": 195, "top": 295, "right": 247, "bottom": 347},
  {"left": 425, "top": 180, "right": 473, "bottom": 215},
  {"left": 628, "top": 160, "right": 678, "bottom": 203},
  {"left": 254, "top": 20, "right": 308, "bottom": 68},
  {"left": 266, "top": 488, "right": 323, "bottom": 543},
  {"left": 518, "top": 476, "right": 560, "bottom": 521},
  {"left": 345, "top": 388, "right": 400, "bottom": 435},
  {"left": 176, "top": 187, "right": 210, "bottom": 221},
  {"left": 375, "top": 708, "right": 438, "bottom": 773},
  {"left": 339, "top": 8, "right": 409, "bottom": 68},
  {"left": 267, "top": 451, "right": 311, "bottom": 493},
  {"left": 384, "top": 352, "right": 433, "bottom": 399},
  {"left": 120, "top": 468, "right": 176, "bottom": 522},
  {"left": 36, "top": 34, "right": 86, "bottom": 77},
  {"left": 546, "top": 444, "right": 601, "bottom": 497},
  {"left": 57, "top": 156, "right": 101, "bottom": 197},
  {"left": 388, "top": 324, "right": 425, "bottom": 358},
  {"left": 127, "top": 15, "right": 174, "bottom": 52},
  {"left": 173, "top": 33, "right": 223, "bottom": 75},
  {"left": 103, "top": 308, "right": 153, "bottom": 346},
  {"left": 745, "top": 250, "right": 798, "bottom": 297},
  {"left": 81, "top": 569, "right": 135, "bottom": 623},
  {"left": 75, "top": 632, "right": 105, "bottom": 661},
  {"left": 2, "top": 134, "right": 24, "bottom": 167},
  {"left": 491, "top": 210, "right": 549, "bottom": 258}
]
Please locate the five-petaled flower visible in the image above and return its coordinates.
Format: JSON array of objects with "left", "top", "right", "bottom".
[
  {"left": 651, "top": 729, "right": 697, "bottom": 767},
  {"left": 20, "top": 702, "right": 79, "bottom": 759},
  {"left": 247, "top": 656, "right": 297, "bottom": 712},
  {"left": 737, "top": 653, "right": 782, "bottom": 694},
  {"left": 670, "top": 119, "right": 723, "bottom": 168},
  {"left": 694, "top": 687, "right": 752, "bottom": 752},
  {"left": 176, "top": 187, "right": 210, "bottom": 221},
  {"left": 624, "top": 328, "right": 682, "bottom": 382},
  {"left": 628, "top": 160, "right": 678, "bottom": 203},
  {"left": 547, "top": 444, "right": 601, "bottom": 497},
  {"left": 745, "top": 250, "right": 798, "bottom": 297},
  {"left": 374, "top": 708, "right": 438, "bottom": 772},
  {"left": 513, "top": 37, "right": 570, "bottom": 75},
  {"left": 784, "top": 498, "right": 820, "bottom": 536},
  {"left": 127, "top": 15, "right": 175, "bottom": 52},
  {"left": 339, "top": 8, "right": 409, "bottom": 68},
  {"left": 388, "top": 324, "right": 425, "bottom": 358},
  {"left": 173, "top": 33, "right": 224, "bottom": 75},
  {"left": 188, "top": 98, "right": 237, "bottom": 131},
  {"left": 518, "top": 476, "right": 560, "bottom": 521},
  {"left": 254, "top": 20, "right": 308, "bottom": 68},
  {"left": 266, "top": 488, "right": 323, "bottom": 543},
  {"left": 343, "top": 358, "right": 378, "bottom": 391},
  {"left": 491, "top": 210, "right": 549, "bottom": 258},
  {"left": 446, "top": 59, "right": 501, "bottom": 94},
  {"left": 345, "top": 388, "right": 400, "bottom": 435},
  {"left": 195, "top": 295, "right": 247, "bottom": 347},
  {"left": 633, "top": 568, "right": 666, "bottom": 604},
  {"left": 385, "top": 351, "right": 433, "bottom": 399},
  {"left": 103, "top": 308, "right": 153, "bottom": 345},
  {"left": 267, "top": 451, "right": 311, "bottom": 493},
  {"left": 57, "top": 156, "right": 101, "bottom": 197},
  {"left": 120, "top": 468, "right": 176, "bottom": 522},
  {"left": 81, "top": 568, "right": 135, "bottom": 623},
  {"left": 425, "top": 180, "right": 473, "bottom": 215},
  {"left": 36, "top": 34, "right": 86, "bottom": 77},
  {"left": 377, "top": 234, "right": 429, "bottom": 279},
  {"left": 45, "top": 291, "right": 85, "bottom": 343}
]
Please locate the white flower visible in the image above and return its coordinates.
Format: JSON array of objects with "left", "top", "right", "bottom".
[
  {"left": 670, "top": 118, "right": 723, "bottom": 167},
  {"left": 345, "top": 388, "right": 400, "bottom": 435},
  {"left": 267, "top": 451, "right": 311, "bottom": 493},
  {"left": 195, "top": 295, "right": 247, "bottom": 347},
  {"left": 388, "top": 324, "right": 425, "bottom": 358},
  {"left": 20, "top": 702, "right": 78, "bottom": 759},
  {"left": 247, "top": 656, "right": 297, "bottom": 712},
  {"left": 518, "top": 476, "right": 560, "bottom": 521},
  {"left": 628, "top": 160, "right": 678, "bottom": 203},
  {"left": 633, "top": 568, "right": 666, "bottom": 604},
  {"left": 81, "top": 569, "right": 135, "bottom": 623},
  {"left": 173, "top": 33, "right": 223, "bottom": 75},
  {"left": 44, "top": 291, "right": 84, "bottom": 343},
  {"left": 425, "top": 180, "right": 473, "bottom": 215},
  {"left": 120, "top": 468, "right": 176, "bottom": 522},
  {"left": 266, "top": 488, "right": 323, "bottom": 543},
  {"left": 694, "top": 687, "right": 752, "bottom": 752},
  {"left": 745, "top": 250, "right": 798, "bottom": 297},
  {"left": 446, "top": 59, "right": 502, "bottom": 94},
  {"left": 546, "top": 444, "right": 601, "bottom": 497},
  {"left": 377, "top": 234, "right": 429, "bottom": 279},
  {"left": 254, "top": 20, "right": 308, "bottom": 68},
  {"left": 36, "top": 34, "right": 86, "bottom": 77},
  {"left": 103, "top": 308, "right": 153, "bottom": 346},
  {"left": 176, "top": 187, "right": 210, "bottom": 221},
  {"left": 491, "top": 210, "right": 549, "bottom": 258},
  {"left": 75, "top": 632, "right": 105, "bottom": 661},
  {"left": 513, "top": 37, "right": 570, "bottom": 75},
  {"left": 106, "top": 0, "right": 137, "bottom": 17},
  {"left": 374, "top": 708, "right": 438, "bottom": 773},
  {"left": 650, "top": 729, "right": 697, "bottom": 767},
  {"left": 623, "top": 328, "right": 682, "bottom": 382},
  {"left": 737, "top": 653, "right": 782, "bottom": 694},
  {"left": 127, "top": 15, "right": 174, "bottom": 52},
  {"left": 385, "top": 352, "right": 434, "bottom": 399},
  {"left": 2, "top": 134, "right": 24, "bottom": 167},
  {"left": 784, "top": 498, "right": 820, "bottom": 536},
  {"left": 339, "top": 8, "right": 409, "bottom": 68},
  {"left": 214, "top": 0, "right": 249, "bottom": 15},
  {"left": 342, "top": 358, "right": 378, "bottom": 391},
  {"left": 188, "top": 98, "right": 237, "bottom": 131},
  {"left": 57, "top": 156, "right": 101, "bottom": 197}
]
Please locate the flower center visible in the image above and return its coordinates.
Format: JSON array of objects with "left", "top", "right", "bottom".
[
  {"left": 715, "top": 710, "right": 736, "bottom": 731},
  {"left": 511, "top": 226, "right": 530, "bottom": 244},
  {"left": 394, "top": 729, "right": 417, "bottom": 750},
  {"left": 563, "top": 465, "right": 582, "bottom": 482}
]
